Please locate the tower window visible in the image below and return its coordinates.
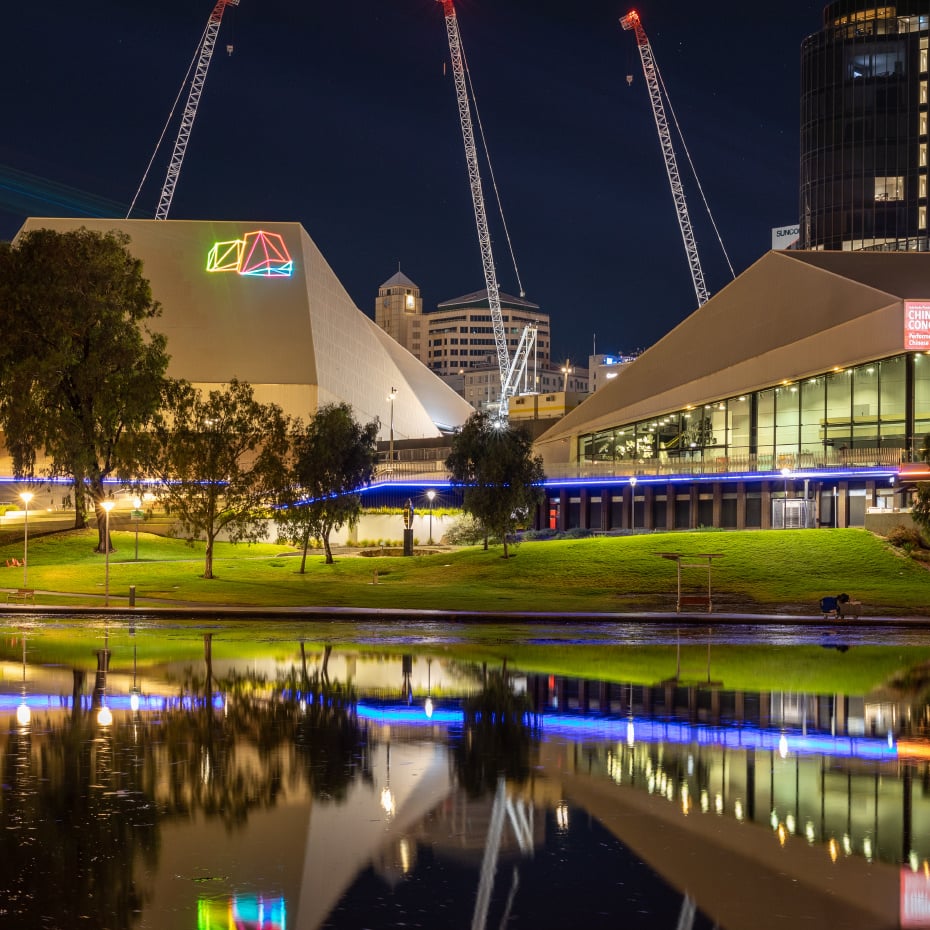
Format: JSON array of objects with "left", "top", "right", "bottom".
[{"left": 875, "top": 176, "right": 904, "bottom": 201}]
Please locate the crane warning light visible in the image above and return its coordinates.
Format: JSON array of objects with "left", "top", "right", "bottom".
[
  {"left": 206, "top": 230, "right": 293, "bottom": 277},
  {"left": 620, "top": 10, "right": 640, "bottom": 30}
]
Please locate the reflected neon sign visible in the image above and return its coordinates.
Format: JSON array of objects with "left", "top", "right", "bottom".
[{"left": 207, "top": 230, "right": 293, "bottom": 277}]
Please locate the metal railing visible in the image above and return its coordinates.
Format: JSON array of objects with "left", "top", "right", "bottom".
[{"left": 371, "top": 447, "right": 908, "bottom": 485}]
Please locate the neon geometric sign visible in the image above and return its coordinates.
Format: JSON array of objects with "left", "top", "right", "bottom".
[{"left": 206, "top": 230, "right": 293, "bottom": 277}]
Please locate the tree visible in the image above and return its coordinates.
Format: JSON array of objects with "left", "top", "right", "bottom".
[
  {"left": 445, "top": 412, "right": 545, "bottom": 558},
  {"left": 277, "top": 402, "right": 379, "bottom": 567},
  {"left": 0, "top": 227, "right": 169, "bottom": 548},
  {"left": 141, "top": 379, "right": 289, "bottom": 579}
]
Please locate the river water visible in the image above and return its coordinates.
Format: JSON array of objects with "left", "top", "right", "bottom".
[{"left": 1, "top": 616, "right": 928, "bottom": 929}]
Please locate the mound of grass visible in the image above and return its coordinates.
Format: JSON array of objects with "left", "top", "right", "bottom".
[{"left": 0, "top": 527, "right": 926, "bottom": 615}]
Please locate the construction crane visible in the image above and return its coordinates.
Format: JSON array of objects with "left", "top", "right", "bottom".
[
  {"left": 620, "top": 9, "right": 710, "bottom": 307},
  {"left": 134, "top": 0, "right": 239, "bottom": 220},
  {"left": 436, "top": 0, "right": 528, "bottom": 421}
]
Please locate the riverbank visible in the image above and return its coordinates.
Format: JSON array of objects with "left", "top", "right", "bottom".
[{"left": 1, "top": 526, "right": 928, "bottom": 618}]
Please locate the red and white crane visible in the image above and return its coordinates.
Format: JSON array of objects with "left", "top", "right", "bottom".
[
  {"left": 436, "top": 0, "right": 532, "bottom": 421},
  {"left": 157, "top": 0, "right": 239, "bottom": 219},
  {"left": 621, "top": 9, "right": 732, "bottom": 308},
  {"left": 129, "top": 0, "right": 239, "bottom": 220}
]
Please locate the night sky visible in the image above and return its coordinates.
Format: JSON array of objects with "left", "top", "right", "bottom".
[{"left": 1, "top": 0, "right": 824, "bottom": 365}]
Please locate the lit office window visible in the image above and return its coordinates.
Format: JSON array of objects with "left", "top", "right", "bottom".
[{"left": 874, "top": 176, "right": 904, "bottom": 200}]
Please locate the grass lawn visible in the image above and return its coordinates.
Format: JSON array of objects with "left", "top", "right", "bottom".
[{"left": 0, "top": 525, "right": 928, "bottom": 615}]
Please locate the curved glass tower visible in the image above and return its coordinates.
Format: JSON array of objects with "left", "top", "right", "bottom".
[{"left": 800, "top": 2, "right": 929, "bottom": 251}]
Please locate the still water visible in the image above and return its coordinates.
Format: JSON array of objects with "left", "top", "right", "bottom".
[{"left": 2, "top": 617, "right": 930, "bottom": 929}]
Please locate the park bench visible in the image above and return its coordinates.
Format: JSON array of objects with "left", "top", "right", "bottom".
[{"left": 6, "top": 588, "right": 35, "bottom": 604}]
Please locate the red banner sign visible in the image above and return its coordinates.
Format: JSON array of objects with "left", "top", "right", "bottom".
[{"left": 905, "top": 301, "right": 930, "bottom": 351}]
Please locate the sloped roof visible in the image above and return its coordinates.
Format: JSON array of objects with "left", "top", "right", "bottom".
[
  {"left": 380, "top": 270, "right": 419, "bottom": 290},
  {"left": 436, "top": 288, "right": 540, "bottom": 311},
  {"left": 536, "top": 249, "right": 930, "bottom": 453}
]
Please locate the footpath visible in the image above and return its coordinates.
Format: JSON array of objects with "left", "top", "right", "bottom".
[{"left": 2, "top": 589, "right": 930, "bottom": 626}]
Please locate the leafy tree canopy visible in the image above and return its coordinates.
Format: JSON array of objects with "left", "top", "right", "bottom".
[
  {"left": 141, "top": 379, "right": 289, "bottom": 579},
  {"left": 0, "top": 227, "right": 169, "bottom": 546},
  {"left": 445, "top": 412, "right": 545, "bottom": 558},
  {"left": 277, "top": 402, "right": 379, "bottom": 567}
]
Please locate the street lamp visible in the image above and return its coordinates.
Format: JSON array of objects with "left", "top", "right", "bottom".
[
  {"left": 426, "top": 489, "right": 436, "bottom": 545},
  {"left": 19, "top": 491, "right": 33, "bottom": 589},
  {"left": 132, "top": 496, "right": 142, "bottom": 561},
  {"left": 388, "top": 387, "right": 397, "bottom": 466},
  {"left": 102, "top": 500, "right": 115, "bottom": 606}
]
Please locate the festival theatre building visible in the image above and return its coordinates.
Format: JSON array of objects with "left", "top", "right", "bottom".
[{"left": 532, "top": 250, "right": 930, "bottom": 531}]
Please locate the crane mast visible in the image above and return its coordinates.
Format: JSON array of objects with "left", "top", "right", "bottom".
[
  {"left": 621, "top": 10, "right": 709, "bottom": 307},
  {"left": 436, "top": 0, "right": 513, "bottom": 418},
  {"left": 155, "top": 0, "right": 239, "bottom": 220}
]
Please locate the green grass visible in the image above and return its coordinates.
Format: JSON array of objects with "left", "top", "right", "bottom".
[{"left": 0, "top": 526, "right": 928, "bottom": 615}]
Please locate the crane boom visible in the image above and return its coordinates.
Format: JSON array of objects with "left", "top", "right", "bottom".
[
  {"left": 621, "top": 10, "right": 709, "bottom": 307},
  {"left": 436, "top": 0, "right": 512, "bottom": 416},
  {"left": 155, "top": 0, "right": 239, "bottom": 220}
]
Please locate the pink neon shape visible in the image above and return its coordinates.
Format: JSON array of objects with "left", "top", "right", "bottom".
[{"left": 239, "top": 230, "right": 293, "bottom": 277}]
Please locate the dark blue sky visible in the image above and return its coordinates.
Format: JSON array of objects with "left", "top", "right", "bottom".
[{"left": 0, "top": 0, "right": 823, "bottom": 364}]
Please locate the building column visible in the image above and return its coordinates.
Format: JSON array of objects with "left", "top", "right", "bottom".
[
  {"left": 665, "top": 482, "right": 676, "bottom": 530},
  {"left": 712, "top": 483, "right": 723, "bottom": 528},
  {"left": 623, "top": 485, "right": 634, "bottom": 530},
  {"left": 689, "top": 485, "right": 699, "bottom": 529},
  {"left": 865, "top": 480, "right": 876, "bottom": 509},
  {"left": 838, "top": 481, "right": 849, "bottom": 528},
  {"left": 761, "top": 481, "right": 772, "bottom": 529},
  {"left": 580, "top": 489, "right": 590, "bottom": 530},
  {"left": 643, "top": 485, "right": 655, "bottom": 530},
  {"left": 559, "top": 488, "right": 570, "bottom": 532},
  {"left": 736, "top": 481, "right": 747, "bottom": 530}
]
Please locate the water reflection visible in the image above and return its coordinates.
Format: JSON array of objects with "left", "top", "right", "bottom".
[{"left": 3, "top": 621, "right": 930, "bottom": 928}]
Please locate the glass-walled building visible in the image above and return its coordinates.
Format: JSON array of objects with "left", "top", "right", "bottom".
[
  {"left": 579, "top": 352, "right": 929, "bottom": 469},
  {"left": 800, "top": 1, "right": 929, "bottom": 251},
  {"left": 533, "top": 250, "right": 930, "bottom": 532}
]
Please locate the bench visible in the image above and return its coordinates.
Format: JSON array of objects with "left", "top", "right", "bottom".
[{"left": 6, "top": 588, "right": 35, "bottom": 604}]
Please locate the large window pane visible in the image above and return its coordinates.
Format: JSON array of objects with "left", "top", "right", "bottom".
[
  {"left": 727, "top": 395, "right": 751, "bottom": 458},
  {"left": 757, "top": 389, "right": 775, "bottom": 459},
  {"left": 853, "top": 363, "right": 880, "bottom": 446},
  {"left": 914, "top": 355, "right": 930, "bottom": 449},
  {"left": 826, "top": 369, "right": 853, "bottom": 450},
  {"left": 879, "top": 356, "right": 906, "bottom": 446},
  {"left": 775, "top": 384, "right": 800, "bottom": 457},
  {"left": 800, "top": 376, "right": 826, "bottom": 452}
]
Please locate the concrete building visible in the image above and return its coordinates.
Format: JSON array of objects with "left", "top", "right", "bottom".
[
  {"left": 14, "top": 219, "right": 474, "bottom": 445},
  {"left": 532, "top": 249, "right": 930, "bottom": 531},
  {"left": 428, "top": 289, "right": 550, "bottom": 384},
  {"left": 463, "top": 362, "right": 588, "bottom": 413},
  {"left": 588, "top": 353, "right": 637, "bottom": 393},
  {"left": 800, "top": 1, "right": 929, "bottom": 251}
]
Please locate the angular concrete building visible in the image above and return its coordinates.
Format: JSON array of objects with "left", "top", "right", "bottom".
[
  {"left": 534, "top": 250, "right": 930, "bottom": 530},
  {"left": 16, "top": 218, "right": 473, "bottom": 441}
]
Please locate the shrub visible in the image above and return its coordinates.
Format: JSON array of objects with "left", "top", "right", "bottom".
[{"left": 886, "top": 524, "right": 924, "bottom": 549}]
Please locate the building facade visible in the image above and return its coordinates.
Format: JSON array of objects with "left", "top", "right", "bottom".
[
  {"left": 800, "top": 1, "right": 929, "bottom": 251},
  {"left": 428, "top": 290, "right": 550, "bottom": 383},
  {"left": 374, "top": 270, "right": 427, "bottom": 367},
  {"left": 532, "top": 250, "right": 930, "bottom": 532}
]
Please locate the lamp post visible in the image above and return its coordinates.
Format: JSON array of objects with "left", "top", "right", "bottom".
[
  {"left": 102, "top": 500, "right": 115, "bottom": 606},
  {"left": 387, "top": 387, "right": 397, "bottom": 467},
  {"left": 629, "top": 476, "right": 637, "bottom": 531},
  {"left": 132, "top": 496, "right": 142, "bottom": 561},
  {"left": 426, "top": 489, "right": 436, "bottom": 545},
  {"left": 19, "top": 491, "right": 33, "bottom": 589}
]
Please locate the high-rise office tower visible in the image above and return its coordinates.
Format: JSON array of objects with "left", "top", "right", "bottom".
[{"left": 800, "top": 2, "right": 928, "bottom": 251}]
